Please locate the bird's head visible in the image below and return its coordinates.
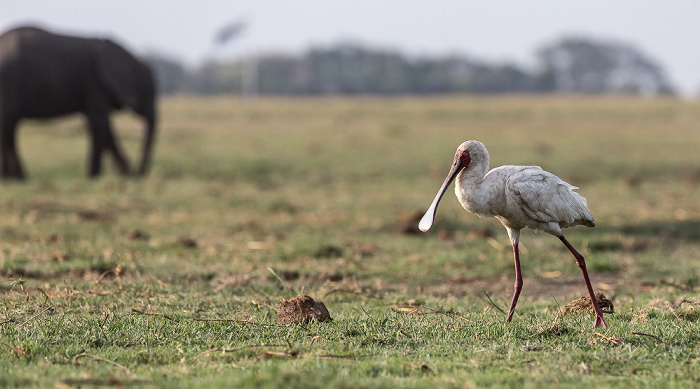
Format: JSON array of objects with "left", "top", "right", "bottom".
[
  {"left": 455, "top": 142, "right": 472, "bottom": 168},
  {"left": 456, "top": 139, "right": 489, "bottom": 166},
  {"left": 419, "top": 140, "right": 483, "bottom": 232}
]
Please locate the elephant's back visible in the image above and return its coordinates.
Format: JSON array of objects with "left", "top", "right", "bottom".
[
  {"left": 2, "top": 26, "right": 91, "bottom": 62},
  {"left": 1, "top": 26, "right": 94, "bottom": 117}
]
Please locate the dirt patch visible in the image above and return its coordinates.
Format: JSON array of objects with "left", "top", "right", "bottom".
[
  {"left": 561, "top": 292, "right": 614, "bottom": 315},
  {"left": 393, "top": 210, "right": 424, "bottom": 235},
  {"left": 128, "top": 229, "right": 150, "bottom": 241},
  {"left": 77, "top": 209, "right": 116, "bottom": 222},
  {"left": 176, "top": 236, "right": 198, "bottom": 248},
  {"left": 314, "top": 245, "right": 343, "bottom": 258},
  {"left": 277, "top": 294, "right": 332, "bottom": 324}
]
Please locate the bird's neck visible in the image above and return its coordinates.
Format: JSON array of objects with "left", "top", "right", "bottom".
[{"left": 455, "top": 156, "right": 491, "bottom": 215}]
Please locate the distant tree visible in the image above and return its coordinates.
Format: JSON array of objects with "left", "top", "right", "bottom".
[
  {"left": 302, "top": 44, "right": 407, "bottom": 94},
  {"left": 146, "top": 36, "right": 675, "bottom": 96},
  {"left": 536, "top": 36, "right": 675, "bottom": 95},
  {"left": 461, "top": 62, "right": 541, "bottom": 94},
  {"left": 407, "top": 56, "right": 474, "bottom": 93},
  {"left": 256, "top": 53, "right": 306, "bottom": 94},
  {"left": 186, "top": 60, "right": 243, "bottom": 95}
]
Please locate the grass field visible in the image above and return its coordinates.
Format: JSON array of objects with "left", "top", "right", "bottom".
[{"left": 1, "top": 96, "right": 699, "bottom": 387}]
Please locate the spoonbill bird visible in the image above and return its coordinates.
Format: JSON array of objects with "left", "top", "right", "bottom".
[{"left": 419, "top": 140, "right": 609, "bottom": 328}]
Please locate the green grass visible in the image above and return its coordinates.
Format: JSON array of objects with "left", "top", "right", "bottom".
[{"left": 1, "top": 96, "right": 700, "bottom": 387}]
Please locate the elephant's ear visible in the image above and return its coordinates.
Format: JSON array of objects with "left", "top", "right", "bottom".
[{"left": 92, "top": 38, "right": 141, "bottom": 110}]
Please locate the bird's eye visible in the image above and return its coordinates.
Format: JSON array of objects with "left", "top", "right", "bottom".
[{"left": 461, "top": 151, "right": 471, "bottom": 165}]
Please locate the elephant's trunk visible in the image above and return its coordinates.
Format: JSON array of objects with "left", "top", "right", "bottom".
[{"left": 137, "top": 105, "right": 156, "bottom": 176}]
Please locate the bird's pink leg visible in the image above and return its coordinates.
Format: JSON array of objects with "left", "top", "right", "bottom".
[
  {"left": 507, "top": 242, "right": 524, "bottom": 322},
  {"left": 558, "top": 235, "right": 608, "bottom": 328}
]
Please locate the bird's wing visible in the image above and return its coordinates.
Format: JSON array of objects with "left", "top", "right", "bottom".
[{"left": 506, "top": 167, "right": 594, "bottom": 226}]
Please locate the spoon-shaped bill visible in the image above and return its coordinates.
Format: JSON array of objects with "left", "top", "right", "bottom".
[
  {"left": 418, "top": 158, "right": 463, "bottom": 232},
  {"left": 418, "top": 198, "right": 440, "bottom": 232}
]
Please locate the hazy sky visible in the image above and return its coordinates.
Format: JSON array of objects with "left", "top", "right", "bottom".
[{"left": 2, "top": 1, "right": 699, "bottom": 96}]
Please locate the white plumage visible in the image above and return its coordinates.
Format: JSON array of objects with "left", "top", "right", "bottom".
[{"left": 420, "top": 140, "right": 609, "bottom": 328}]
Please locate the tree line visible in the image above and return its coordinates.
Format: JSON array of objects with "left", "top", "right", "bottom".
[{"left": 145, "top": 35, "right": 675, "bottom": 97}]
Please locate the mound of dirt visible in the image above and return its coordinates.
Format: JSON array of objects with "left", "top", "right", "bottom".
[
  {"left": 277, "top": 294, "right": 333, "bottom": 324},
  {"left": 393, "top": 210, "right": 424, "bottom": 235},
  {"left": 561, "top": 292, "right": 614, "bottom": 315}
]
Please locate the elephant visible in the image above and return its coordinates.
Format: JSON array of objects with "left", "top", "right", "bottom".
[{"left": 0, "top": 25, "right": 157, "bottom": 179}]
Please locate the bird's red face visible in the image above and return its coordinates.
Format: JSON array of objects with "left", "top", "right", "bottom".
[{"left": 457, "top": 149, "right": 471, "bottom": 167}]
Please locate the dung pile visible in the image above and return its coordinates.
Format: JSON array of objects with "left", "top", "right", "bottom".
[
  {"left": 277, "top": 294, "right": 333, "bottom": 324},
  {"left": 561, "top": 292, "right": 614, "bottom": 315}
]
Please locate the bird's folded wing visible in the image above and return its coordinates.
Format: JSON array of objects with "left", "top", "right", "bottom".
[{"left": 506, "top": 168, "right": 593, "bottom": 225}]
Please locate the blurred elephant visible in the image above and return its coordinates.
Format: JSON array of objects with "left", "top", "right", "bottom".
[{"left": 0, "top": 25, "right": 157, "bottom": 179}]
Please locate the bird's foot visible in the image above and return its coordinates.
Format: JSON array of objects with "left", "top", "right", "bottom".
[{"left": 593, "top": 314, "right": 607, "bottom": 328}]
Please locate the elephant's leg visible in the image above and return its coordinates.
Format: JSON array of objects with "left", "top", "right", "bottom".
[
  {"left": 103, "top": 126, "right": 131, "bottom": 176},
  {"left": 0, "top": 115, "right": 25, "bottom": 179},
  {"left": 86, "top": 105, "right": 131, "bottom": 177},
  {"left": 85, "top": 110, "right": 109, "bottom": 178}
]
